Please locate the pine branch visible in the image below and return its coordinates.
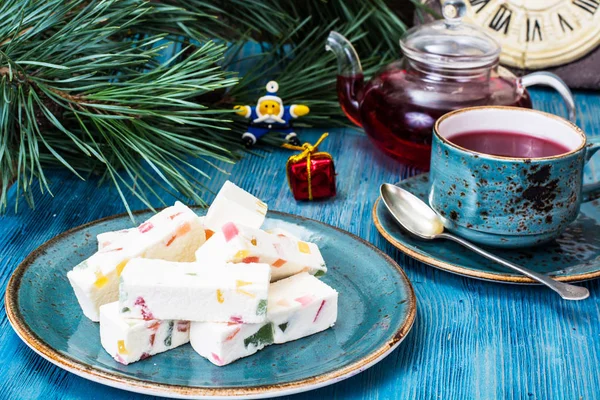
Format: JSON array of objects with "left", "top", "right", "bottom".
[
  {"left": 0, "top": 0, "right": 424, "bottom": 215},
  {"left": 0, "top": 0, "right": 242, "bottom": 217}
]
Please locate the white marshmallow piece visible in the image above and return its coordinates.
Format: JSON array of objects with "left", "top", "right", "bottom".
[
  {"left": 67, "top": 202, "right": 205, "bottom": 321},
  {"left": 195, "top": 222, "right": 326, "bottom": 281},
  {"left": 204, "top": 181, "right": 267, "bottom": 233},
  {"left": 269, "top": 272, "right": 338, "bottom": 343},
  {"left": 100, "top": 302, "right": 189, "bottom": 365},
  {"left": 97, "top": 216, "right": 205, "bottom": 251},
  {"left": 190, "top": 321, "right": 274, "bottom": 367},
  {"left": 190, "top": 272, "right": 338, "bottom": 366},
  {"left": 264, "top": 228, "right": 298, "bottom": 239},
  {"left": 119, "top": 259, "right": 271, "bottom": 323},
  {"left": 97, "top": 228, "right": 137, "bottom": 251}
]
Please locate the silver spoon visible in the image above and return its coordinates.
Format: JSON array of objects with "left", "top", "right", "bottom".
[{"left": 380, "top": 183, "right": 589, "bottom": 301}]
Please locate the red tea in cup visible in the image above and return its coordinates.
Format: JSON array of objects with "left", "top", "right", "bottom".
[{"left": 447, "top": 130, "right": 571, "bottom": 158}]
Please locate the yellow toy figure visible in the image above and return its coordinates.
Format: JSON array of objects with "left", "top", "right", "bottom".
[{"left": 234, "top": 81, "right": 310, "bottom": 148}]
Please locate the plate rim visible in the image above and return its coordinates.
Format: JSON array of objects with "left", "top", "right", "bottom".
[
  {"left": 5, "top": 209, "right": 417, "bottom": 399},
  {"left": 372, "top": 176, "right": 600, "bottom": 284}
]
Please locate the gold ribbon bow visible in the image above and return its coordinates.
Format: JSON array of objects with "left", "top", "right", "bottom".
[{"left": 282, "top": 133, "right": 330, "bottom": 200}]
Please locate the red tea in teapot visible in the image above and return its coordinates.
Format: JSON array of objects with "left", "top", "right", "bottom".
[
  {"left": 447, "top": 130, "right": 571, "bottom": 158},
  {"left": 336, "top": 70, "right": 533, "bottom": 170}
]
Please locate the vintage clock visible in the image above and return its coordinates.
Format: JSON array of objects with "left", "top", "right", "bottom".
[{"left": 460, "top": 0, "right": 600, "bottom": 68}]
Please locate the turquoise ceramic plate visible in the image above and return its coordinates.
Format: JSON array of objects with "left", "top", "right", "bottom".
[
  {"left": 6, "top": 210, "right": 416, "bottom": 399},
  {"left": 374, "top": 173, "right": 600, "bottom": 284}
]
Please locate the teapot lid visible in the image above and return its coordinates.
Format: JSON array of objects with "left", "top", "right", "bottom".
[{"left": 400, "top": 0, "right": 501, "bottom": 69}]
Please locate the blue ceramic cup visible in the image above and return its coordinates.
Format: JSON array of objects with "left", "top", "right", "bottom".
[{"left": 429, "top": 106, "right": 600, "bottom": 248}]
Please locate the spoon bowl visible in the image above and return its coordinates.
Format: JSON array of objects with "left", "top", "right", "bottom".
[{"left": 380, "top": 184, "right": 443, "bottom": 239}]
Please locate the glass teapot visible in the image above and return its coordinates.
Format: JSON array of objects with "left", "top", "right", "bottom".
[{"left": 325, "top": 0, "right": 576, "bottom": 170}]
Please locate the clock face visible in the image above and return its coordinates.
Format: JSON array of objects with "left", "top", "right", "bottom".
[{"left": 461, "top": 0, "right": 600, "bottom": 68}]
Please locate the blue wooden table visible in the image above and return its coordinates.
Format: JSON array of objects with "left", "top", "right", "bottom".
[{"left": 1, "top": 89, "right": 599, "bottom": 399}]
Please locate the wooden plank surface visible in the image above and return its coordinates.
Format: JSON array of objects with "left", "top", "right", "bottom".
[{"left": 1, "top": 88, "right": 599, "bottom": 399}]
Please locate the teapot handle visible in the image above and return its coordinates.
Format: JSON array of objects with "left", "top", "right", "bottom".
[
  {"left": 582, "top": 138, "right": 600, "bottom": 203},
  {"left": 521, "top": 71, "right": 576, "bottom": 123}
]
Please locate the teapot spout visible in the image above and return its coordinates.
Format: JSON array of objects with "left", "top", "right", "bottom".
[{"left": 326, "top": 31, "right": 364, "bottom": 127}]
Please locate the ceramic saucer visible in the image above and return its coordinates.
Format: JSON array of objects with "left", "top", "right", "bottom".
[{"left": 373, "top": 173, "right": 600, "bottom": 284}]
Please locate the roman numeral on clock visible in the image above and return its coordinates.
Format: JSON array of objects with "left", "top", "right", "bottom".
[
  {"left": 489, "top": 5, "right": 512, "bottom": 34},
  {"left": 469, "top": 0, "right": 491, "bottom": 13},
  {"left": 558, "top": 13, "right": 574, "bottom": 32},
  {"left": 573, "top": 0, "right": 599, "bottom": 15},
  {"left": 526, "top": 18, "right": 542, "bottom": 42}
]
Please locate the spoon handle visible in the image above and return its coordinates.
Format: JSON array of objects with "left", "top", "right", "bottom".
[{"left": 438, "top": 233, "right": 590, "bottom": 301}]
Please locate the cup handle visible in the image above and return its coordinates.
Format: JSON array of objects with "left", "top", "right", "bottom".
[
  {"left": 582, "top": 138, "right": 600, "bottom": 203},
  {"left": 521, "top": 71, "right": 576, "bottom": 123}
]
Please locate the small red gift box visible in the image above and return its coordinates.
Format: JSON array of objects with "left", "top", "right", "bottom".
[{"left": 284, "top": 133, "right": 336, "bottom": 201}]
